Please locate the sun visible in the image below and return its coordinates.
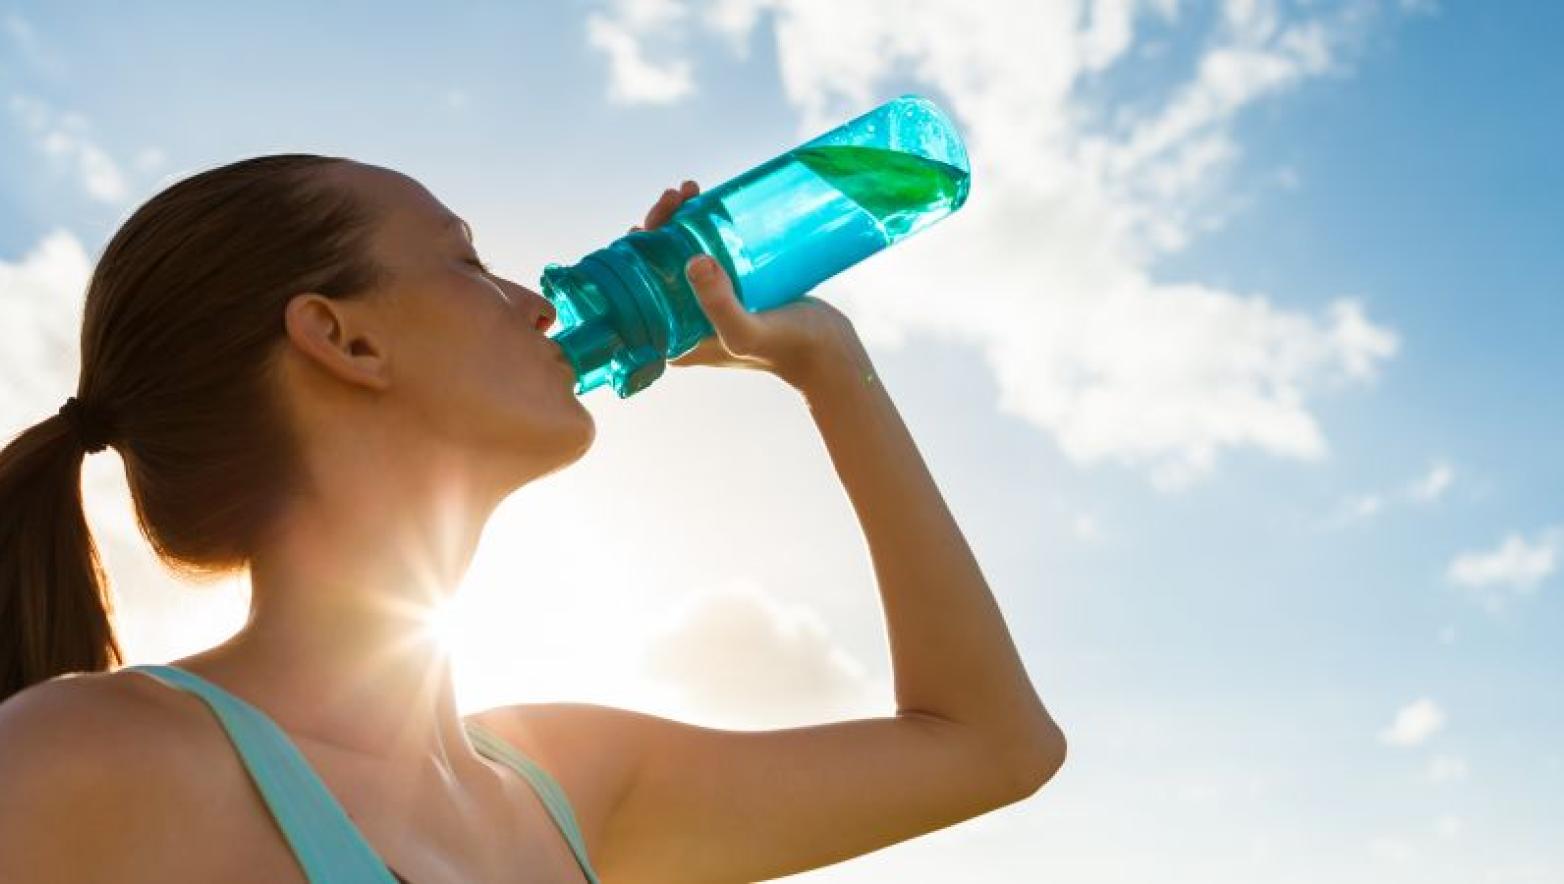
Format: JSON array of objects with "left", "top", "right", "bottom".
[{"left": 424, "top": 596, "right": 468, "bottom": 654}]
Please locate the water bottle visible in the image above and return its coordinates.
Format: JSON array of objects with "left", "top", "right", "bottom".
[{"left": 543, "top": 93, "right": 971, "bottom": 398}]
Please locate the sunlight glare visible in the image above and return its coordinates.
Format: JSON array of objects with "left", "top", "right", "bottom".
[{"left": 425, "top": 596, "right": 467, "bottom": 654}]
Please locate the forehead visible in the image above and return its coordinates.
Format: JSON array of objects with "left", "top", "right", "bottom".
[{"left": 337, "top": 162, "right": 470, "bottom": 243}]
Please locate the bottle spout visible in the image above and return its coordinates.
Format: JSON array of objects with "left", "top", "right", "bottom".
[
  {"left": 543, "top": 261, "right": 622, "bottom": 396},
  {"left": 551, "top": 317, "right": 619, "bottom": 396},
  {"left": 553, "top": 317, "right": 618, "bottom": 377},
  {"left": 542, "top": 253, "right": 672, "bottom": 399}
]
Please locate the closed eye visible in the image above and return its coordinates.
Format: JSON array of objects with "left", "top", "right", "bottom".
[{"left": 465, "top": 256, "right": 493, "bottom": 274}]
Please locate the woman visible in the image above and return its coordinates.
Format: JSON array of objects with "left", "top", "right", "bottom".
[{"left": 0, "top": 155, "right": 1065, "bottom": 882}]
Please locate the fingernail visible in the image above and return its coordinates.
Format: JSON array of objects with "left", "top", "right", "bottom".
[{"left": 689, "top": 255, "right": 715, "bottom": 278}]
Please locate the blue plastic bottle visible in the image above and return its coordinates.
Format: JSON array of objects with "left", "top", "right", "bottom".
[{"left": 544, "top": 93, "right": 971, "bottom": 398}]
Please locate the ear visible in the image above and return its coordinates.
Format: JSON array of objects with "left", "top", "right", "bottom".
[{"left": 282, "top": 292, "right": 393, "bottom": 392}]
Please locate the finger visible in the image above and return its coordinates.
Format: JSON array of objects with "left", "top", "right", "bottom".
[
  {"left": 680, "top": 179, "right": 700, "bottom": 197},
  {"left": 642, "top": 187, "right": 681, "bottom": 230},
  {"left": 668, "top": 336, "right": 723, "bottom": 367},
  {"left": 685, "top": 255, "right": 758, "bottom": 355}
]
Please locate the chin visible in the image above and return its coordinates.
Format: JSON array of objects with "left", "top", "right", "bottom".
[
  {"left": 488, "top": 409, "right": 593, "bottom": 492},
  {"left": 539, "top": 410, "right": 597, "bottom": 473},
  {"left": 564, "top": 409, "right": 596, "bottom": 461}
]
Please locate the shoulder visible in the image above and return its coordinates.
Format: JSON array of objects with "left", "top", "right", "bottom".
[
  {"left": 0, "top": 670, "right": 217, "bottom": 873},
  {"left": 466, "top": 699, "right": 660, "bottom": 791},
  {"left": 0, "top": 668, "right": 188, "bottom": 766},
  {"left": 0, "top": 668, "right": 218, "bottom": 795},
  {"left": 465, "top": 702, "right": 650, "bottom": 858}
]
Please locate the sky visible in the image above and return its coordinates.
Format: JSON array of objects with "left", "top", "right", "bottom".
[{"left": 2, "top": 1, "right": 1561, "bottom": 881}]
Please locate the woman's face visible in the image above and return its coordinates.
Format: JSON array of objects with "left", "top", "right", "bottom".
[{"left": 332, "top": 162, "right": 594, "bottom": 486}]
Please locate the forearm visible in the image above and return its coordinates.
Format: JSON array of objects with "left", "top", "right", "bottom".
[{"left": 790, "top": 338, "right": 1063, "bottom": 770}]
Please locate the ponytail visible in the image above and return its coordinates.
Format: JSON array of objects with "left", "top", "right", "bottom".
[{"left": 0, "top": 409, "right": 123, "bottom": 704}]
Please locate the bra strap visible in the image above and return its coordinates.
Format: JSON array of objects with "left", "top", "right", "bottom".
[
  {"left": 465, "top": 720, "right": 600, "bottom": 883},
  {"left": 122, "top": 664, "right": 399, "bottom": 883}
]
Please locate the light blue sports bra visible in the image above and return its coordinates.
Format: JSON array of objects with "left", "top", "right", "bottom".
[{"left": 122, "top": 663, "right": 600, "bottom": 883}]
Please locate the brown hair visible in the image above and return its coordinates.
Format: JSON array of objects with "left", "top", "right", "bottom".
[{"left": 0, "top": 154, "right": 389, "bottom": 704}]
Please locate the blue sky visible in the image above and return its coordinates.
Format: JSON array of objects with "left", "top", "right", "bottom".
[{"left": 3, "top": 1, "right": 1561, "bottom": 880}]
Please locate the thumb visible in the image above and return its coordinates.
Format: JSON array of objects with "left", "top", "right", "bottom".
[{"left": 685, "top": 255, "right": 758, "bottom": 354}]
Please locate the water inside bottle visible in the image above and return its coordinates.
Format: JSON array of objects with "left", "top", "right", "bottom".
[
  {"left": 791, "top": 145, "right": 969, "bottom": 240},
  {"left": 677, "top": 144, "right": 970, "bottom": 311}
]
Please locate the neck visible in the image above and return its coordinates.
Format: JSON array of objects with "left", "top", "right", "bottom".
[{"left": 192, "top": 445, "right": 505, "bottom": 771}]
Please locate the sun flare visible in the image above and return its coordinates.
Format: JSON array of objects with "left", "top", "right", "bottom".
[{"left": 424, "top": 596, "right": 467, "bottom": 654}]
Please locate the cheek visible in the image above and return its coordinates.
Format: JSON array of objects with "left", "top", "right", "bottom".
[
  {"left": 396, "top": 279, "right": 569, "bottom": 429},
  {"left": 467, "top": 310, "right": 559, "bottom": 409},
  {"left": 396, "top": 292, "right": 520, "bottom": 407}
]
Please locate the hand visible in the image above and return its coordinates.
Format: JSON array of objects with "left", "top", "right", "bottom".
[
  {"left": 669, "top": 255, "right": 867, "bottom": 394},
  {"left": 629, "top": 179, "right": 867, "bottom": 392},
  {"left": 629, "top": 178, "right": 701, "bottom": 234}
]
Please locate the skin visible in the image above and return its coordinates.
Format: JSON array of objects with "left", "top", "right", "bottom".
[
  {"left": 171, "top": 161, "right": 860, "bottom": 775},
  {"left": 171, "top": 161, "right": 601, "bottom": 770},
  {"left": 0, "top": 161, "right": 1064, "bottom": 883},
  {"left": 155, "top": 162, "right": 650, "bottom": 880}
]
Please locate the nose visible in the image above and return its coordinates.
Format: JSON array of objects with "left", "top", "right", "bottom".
[{"left": 497, "top": 275, "right": 557, "bottom": 332}]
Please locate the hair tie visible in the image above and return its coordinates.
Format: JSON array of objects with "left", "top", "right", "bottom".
[{"left": 58, "top": 396, "right": 112, "bottom": 454}]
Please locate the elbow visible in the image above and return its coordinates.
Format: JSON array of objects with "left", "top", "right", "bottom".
[{"left": 1007, "top": 720, "right": 1067, "bottom": 800}]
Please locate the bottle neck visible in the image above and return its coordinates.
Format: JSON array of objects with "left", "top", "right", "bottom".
[{"left": 542, "top": 239, "right": 672, "bottom": 398}]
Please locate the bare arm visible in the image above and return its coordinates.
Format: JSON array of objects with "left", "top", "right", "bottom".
[
  {"left": 495, "top": 348, "right": 1063, "bottom": 881},
  {"left": 491, "top": 185, "right": 1067, "bottom": 883},
  {"left": 492, "top": 332, "right": 1064, "bottom": 883},
  {"left": 793, "top": 336, "right": 1064, "bottom": 774}
]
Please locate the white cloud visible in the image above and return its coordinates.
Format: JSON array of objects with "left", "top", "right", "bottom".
[
  {"left": 587, "top": 0, "right": 1413, "bottom": 487},
  {"left": 1427, "top": 753, "right": 1468, "bottom": 784},
  {"left": 1347, "top": 493, "right": 1383, "bottom": 520},
  {"left": 640, "top": 578, "right": 879, "bottom": 727},
  {"left": 1378, "top": 697, "right": 1445, "bottom": 747},
  {"left": 1072, "top": 512, "right": 1104, "bottom": 542},
  {"left": 586, "top": 0, "right": 695, "bottom": 105},
  {"left": 1318, "top": 489, "right": 1385, "bottom": 530},
  {"left": 7, "top": 94, "right": 129, "bottom": 203},
  {"left": 1446, "top": 528, "right": 1560, "bottom": 610},
  {"left": 2, "top": 12, "right": 35, "bottom": 44},
  {"left": 133, "top": 146, "right": 167, "bottom": 173},
  {"left": 0, "top": 229, "right": 93, "bottom": 428},
  {"left": 1107, "top": 15, "right": 1334, "bottom": 180},
  {"left": 1408, "top": 459, "right": 1454, "bottom": 502},
  {"left": 706, "top": 0, "right": 772, "bottom": 57},
  {"left": 1433, "top": 813, "right": 1463, "bottom": 838},
  {"left": 3, "top": 11, "right": 68, "bottom": 79},
  {"left": 1321, "top": 456, "right": 1454, "bottom": 528},
  {"left": 1079, "top": 0, "right": 1148, "bottom": 72}
]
